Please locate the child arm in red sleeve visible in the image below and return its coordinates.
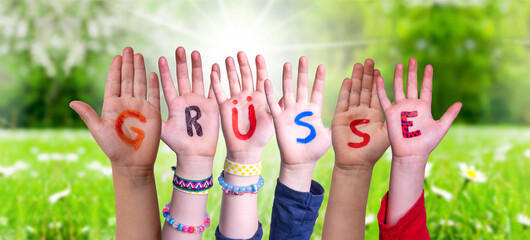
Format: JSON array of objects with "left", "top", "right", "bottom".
[{"left": 375, "top": 58, "right": 462, "bottom": 239}]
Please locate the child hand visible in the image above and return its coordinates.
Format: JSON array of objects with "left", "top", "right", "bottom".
[
  {"left": 264, "top": 57, "right": 331, "bottom": 191},
  {"left": 331, "top": 59, "right": 389, "bottom": 170},
  {"left": 158, "top": 47, "right": 219, "bottom": 178},
  {"left": 210, "top": 52, "right": 274, "bottom": 163},
  {"left": 376, "top": 57, "right": 462, "bottom": 163},
  {"left": 70, "top": 47, "right": 161, "bottom": 172}
]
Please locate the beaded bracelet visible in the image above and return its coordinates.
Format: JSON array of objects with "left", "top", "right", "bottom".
[
  {"left": 223, "top": 158, "right": 261, "bottom": 176},
  {"left": 172, "top": 166, "right": 213, "bottom": 194},
  {"left": 218, "top": 170, "right": 264, "bottom": 195},
  {"left": 162, "top": 202, "right": 211, "bottom": 233}
]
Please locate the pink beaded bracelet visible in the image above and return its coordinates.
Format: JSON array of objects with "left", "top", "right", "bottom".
[{"left": 162, "top": 202, "right": 211, "bottom": 233}]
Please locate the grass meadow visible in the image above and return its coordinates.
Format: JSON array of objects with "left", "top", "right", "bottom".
[{"left": 0, "top": 126, "right": 529, "bottom": 239}]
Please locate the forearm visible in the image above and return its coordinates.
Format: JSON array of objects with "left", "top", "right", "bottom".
[
  {"left": 112, "top": 165, "right": 161, "bottom": 240},
  {"left": 322, "top": 163, "right": 374, "bottom": 240},
  {"left": 386, "top": 156, "right": 427, "bottom": 226},
  {"left": 219, "top": 153, "right": 261, "bottom": 239},
  {"left": 162, "top": 156, "right": 213, "bottom": 239},
  {"left": 278, "top": 162, "right": 315, "bottom": 192}
]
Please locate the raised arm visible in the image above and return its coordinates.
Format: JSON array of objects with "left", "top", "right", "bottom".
[
  {"left": 70, "top": 47, "right": 162, "bottom": 240},
  {"left": 264, "top": 57, "right": 330, "bottom": 239},
  {"left": 211, "top": 52, "right": 274, "bottom": 239},
  {"left": 322, "top": 59, "right": 390, "bottom": 239},
  {"left": 376, "top": 58, "right": 461, "bottom": 235},
  {"left": 159, "top": 47, "right": 219, "bottom": 239}
]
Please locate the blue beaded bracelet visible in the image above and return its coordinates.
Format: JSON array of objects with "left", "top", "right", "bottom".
[{"left": 218, "top": 170, "right": 264, "bottom": 195}]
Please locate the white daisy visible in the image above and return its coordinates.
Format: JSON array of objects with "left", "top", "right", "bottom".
[
  {"left": 0, "top": 161, "right": 29, "bottom": 177},
  {"left": 49, "top": 188, "right": 71, "bottom": 204},
  {"left": 65, "top": 153, "right": 79, "bottom": 162},
  {"left": 517, "top": 214, "right": 530, "bottom": 227},
  {"left": 523, "top": 150, "right": 530, "bottom": 158},
  {"left": 458, "top": 163, "right": 486, "bottom": 182},
  {"left": 430, "top": 185, "right": 453, "bottom": 201},
  {"left": 48, "top": 222, "right": 62, "bottom": 229},
  {"left": 87, "top": 161, "right": 112, "bottom": 177},
  {"left": 365, "top": 214, "right": 375, "bottom": 226},
  {"left": 0, "top": 216, "right": 7, "bottom": 226},
  {"left": 424, "top": 162, "right": 433, "bottom": 179},
  {"left": 37, "top": 153, "right": 50, "bottom": 162}
]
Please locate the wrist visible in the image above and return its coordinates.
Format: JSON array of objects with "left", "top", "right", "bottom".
[
  {"left": 332, "top": 162, "right": 374, "bottom": 175},
  {"left": 111, "top": 165, "right": 155, "bottom": 187},
  {"left": 174, "top": 155, "right": 214, "bottom": 179},
  {"left": 226, "top": 151, "right": 262, "bottom": 164},
  {"left": 392, "top": 155, "right": 428, "bottom": 171},
  {"left": 278, "top": 162, "right": 315, "bottom": 192}
]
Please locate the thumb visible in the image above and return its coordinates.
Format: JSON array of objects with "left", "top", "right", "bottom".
[
  {"left": 70, "top": 101, "right": 101, "bottom": 132},
  {"left": 439, "top": 102, "right": 463, "bottom": 132}
]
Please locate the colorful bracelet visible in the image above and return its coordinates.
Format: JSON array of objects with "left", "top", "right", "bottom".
[
  {"left": 218, "top": 170, "right": 264, "bottom": 195},
  {"left": 223, "top": 158, "right": 261, "bottom": 176},
  {"left": 162, "top": 202, "right": 211, "bottom": 233},
  {"left": 172, "top": 166, "right": 213, "bottom": 194}
]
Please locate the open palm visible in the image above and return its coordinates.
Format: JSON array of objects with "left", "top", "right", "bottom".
[
  {"left": 376, "top": 58, "right": 462, "bottom": 159},
  {"left": 159, "top": 47, "right": 219, "bottom": 158},
  {"left": 70, "top": 47, "right": 161, "bottom": 167},
  {"left": 264, "top": 57, "right": 330, "bottom": 166},
  {"left": 332, "top": 60, "right": 389, "bottom": 168},
  {"left": 211, "top": 52, "right": 274, "bottom": 162}
]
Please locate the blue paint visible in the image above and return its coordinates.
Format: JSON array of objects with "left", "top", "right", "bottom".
[{"left": 294, "top": 111, "right": 316, "bottom": 144}]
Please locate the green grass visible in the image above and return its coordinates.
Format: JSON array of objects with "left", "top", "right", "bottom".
[{"left": 1, "top": 126, "right": 529, "bottom": 239}]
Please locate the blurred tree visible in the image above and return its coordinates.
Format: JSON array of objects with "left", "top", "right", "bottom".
[{"left": 0, "top": 0, "right": 123, "bottom": 127}]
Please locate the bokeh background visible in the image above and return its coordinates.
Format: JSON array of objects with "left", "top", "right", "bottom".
[{"left": 0, "top": 0, "right": 529, "bottom": 239}]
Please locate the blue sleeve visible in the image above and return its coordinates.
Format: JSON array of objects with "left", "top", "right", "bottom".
[
  {"left": 269, "top": 179, "right": 325, "bottom": 240},
  {"left": 215, "top": 222, "right": 263, "bottom": 240}
]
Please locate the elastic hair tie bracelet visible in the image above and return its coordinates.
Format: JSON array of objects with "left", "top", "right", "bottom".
[
  {"left": 162, "top": 202, "right": 211, "bottom": 233},
  {"left": 218, "top": 170, "right": 264, "bottom": 195},
  {"left": 172, "top": 166, "right": 213, "bottom": 195},
  {"left": 223, "top": 158, "right": 262, "bottom": 176}
]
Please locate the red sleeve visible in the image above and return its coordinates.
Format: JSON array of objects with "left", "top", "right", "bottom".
[{"left": 377, "top": 191, "right": 430, "bottom": 240}]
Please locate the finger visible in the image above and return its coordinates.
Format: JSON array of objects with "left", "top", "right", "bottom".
[
  {"left": 376, "top": 76, "right": 392, "bottom": 111},
  {"left": 158, "top": 57, "right": 178, "bottom": 109},
  {"left": 310, "top": 64, "right": 326, "bottom": 107},
  {"left": 370, "top": 69, "right": 383, "bottom": 110},
  {"left": 278, "top": 97, "right": 285, "bottom": 111},
  {"left": 393, "top": 62, "right": 405, "bottom": 101},
  {"left": 121, "top": 47, "right": 134, "bottom": 97},
  {"left": 69, "top": 101, "right": 101, "bottom": 132},
  {"left": 133, "top": 53, "right": 147, "bottom": 99},
  {"left": 296, "top": 56, "right": 309, "bottom": 103},
  {"left": 406, "top": 57, "right": 418, "bottom": 99},
  {"left": 420, "top": 64, "right": 433, "bottom": 103},
  {"left": 238, "top": 52, "right": 254, "bottom": 92},
  {"left": 264, "top": 79, "right": 281, "bottom": 116},
  {"left": 282, "top": 62, "right": 295, "bottom": 107},
  {"left": 191, "top": 50, "right": 205, "bottom": 95},
  {"left": 335, "top": 78, "right": 352, "bottom": 114},
  {"left": 209, "top": 64, "right": 221, "bottom": 99},
  {"left": 225, "top": 57, "right": 241, "bottom": 97},
  {"left": 349, "top": 63, "right": 363, "bottom": 107},
  {"left": 148, "top": 72, "right": 160, "bottom": 111},
  {"left": 439, "top": 102, "right": 463, "bottom": 133},
  {"left": 104, "top": 55, "right": 122, "bottom": 98},
  {"left": 207, "top": 83, "right": 215, "bottom": 99},
  {"left": 359, "top": 59, "right": 374, "bottom": 107},
  {"left": 211, "top": 66, "right": 227, "bottom": 103},
  {"left": 255, "top": 55, "right": 268, "bottom": 92},
  {"left": 175, "top": 47, "right": 191, "bottom": 95}
]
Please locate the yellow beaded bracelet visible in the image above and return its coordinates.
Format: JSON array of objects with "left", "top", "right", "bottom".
[{"left": 223, "top": 158, "right": 261, "bottom": 176}]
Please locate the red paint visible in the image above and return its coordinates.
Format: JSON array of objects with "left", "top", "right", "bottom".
[
  {"left": 115, "top": 110, "right": 146, "bottom": 150},
  {"left": 246, "top": 96, "right": 252, "bottom": 102},
  {"left": 232, "top": 97, "right": 256, "bottom": 140},
  {"left": 348, "top": 119, "right": 370, "bottom": 148},
  {"left": 233, "top": 100, "right": 238, "bottom": 105}
]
